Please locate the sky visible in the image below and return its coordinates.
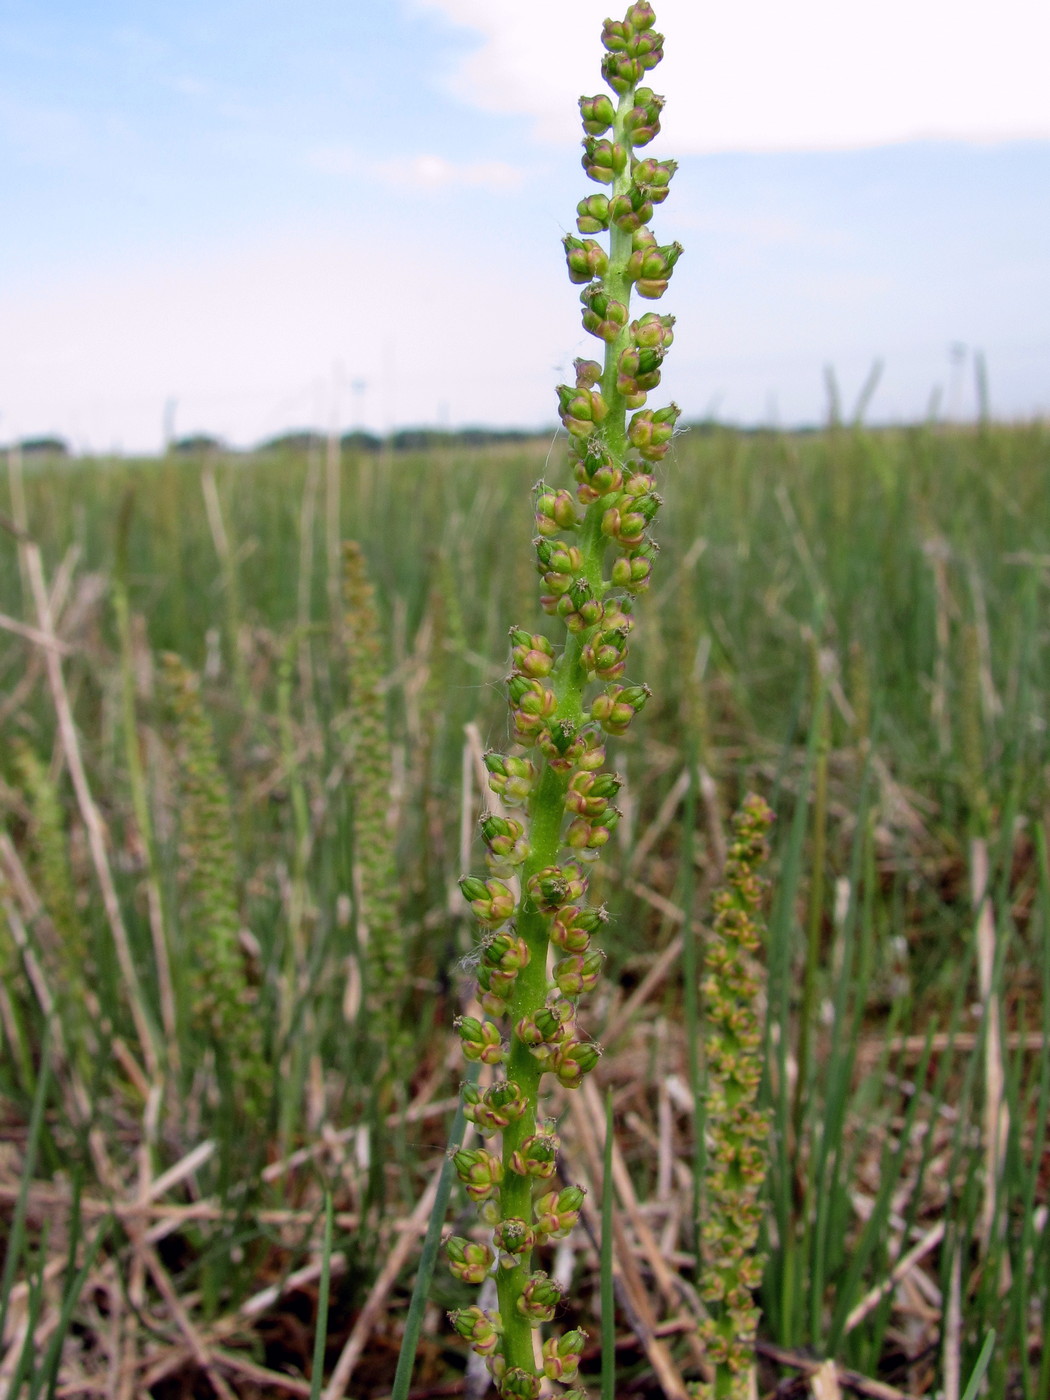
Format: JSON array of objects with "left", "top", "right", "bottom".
[{"left": 2, "top": 0, "right": 1049, "bottom": 453}]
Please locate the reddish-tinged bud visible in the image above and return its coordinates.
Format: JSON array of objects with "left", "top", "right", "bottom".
[
  {"left": 526, "top": 863, "right": 587, "bottom": 911},
  {"left": 481, "top": 814, "right": 529, "bottom": 868},
  {"left": 542, "top": 1329, "right": 587, "bottom": 1382},
  {"left": 517, "top": 1271, "right": 563, "bottom": 1322},
  {"left": 494, "top": 1216, "right": 534, "bottom": 1259},
  {"left": 632, "top": 155, "right": 677, "bottom": 203},
  {"left": 481, "top": 932, "right": 530, "bottom": 973},
  {"left": 580, "top": 283, "right": 630, "bottom": 343},
  {"left": 550, "top": 902, "right": 606, "bottom": 952},
  {"left": 608, "top": 185, "right": 654, "bottom": 233},
  {"left": 628, "top": 1, "right": 657, "bottom": 28},
  {"left": 553, "top": 948, "right": 605, "bottom": 995},
  {"left": 509, "top": 1132, "right": 559, "bottom": 1178},
  {"left": 576, "top": 192, "right": 610, "bottom": 233},
  {"left": 454, "top": 1015, "right": 505, "bottom": 1065},
  {"left": 449, "top": 1306, "right": 502, "bottom": 1357},
  {"left": 553, "top": 1039, "right": 603, "bottom": 1088},
  {"left": 535, "top": 1184, "right": 587, "bottom": 1238},
  {"left": 484, "top": 750, "right": 537, "bottom": 804},
  {"left": 452, "top": 1147, "right": 505, "bottom": 1201},
  {"left": 612, "top": 551, "right": 655, "bottom": 591},
  {"left": 446, "top": 1235, "right": 494, "bottom": 1284},
  {"left": 623, "top": 87, "right": 664, "bottom": 146},
  {"left": 579, "top": 92, "right": 615, "bottom": 134},
  {"left": 628, "top": 402, "right": 680, "bottom": 460},
  {"left": 627, "top": 236, "right": 683, "bottom": 298},
  {"left": 535, "top": 486, "right": 580, "bottom": 536},
  {"left": 581, "top": 136, "right": 628, "bottom": 184},
  {"left": 460, "top": 875, "right": 516, "bottom": 928},
  {"left": 564, "top": 233, "right": 609, "bottom": 285},
  {"left": 471, "top": 1079, "right": 528, "bottom": 1134},
  {"left": 501, "top": 1368, "right": 541, "bottom": 1400},
  {"left": 631, "top": 311, "right": 675, "bottom": 349},
  {"left": 557, "top": 383, "right": 609, "bottom": 437}
]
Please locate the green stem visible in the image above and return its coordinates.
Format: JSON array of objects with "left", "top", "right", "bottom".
[{"left": 494, "top": 77, "right": 642, "bottom": 1379}]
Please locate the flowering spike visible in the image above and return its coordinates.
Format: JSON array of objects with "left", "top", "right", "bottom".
[{"left": 451, "top": 5, "right": 680, "bottom": 1388}]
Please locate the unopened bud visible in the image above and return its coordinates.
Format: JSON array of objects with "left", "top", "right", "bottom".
[
  {"left": 534, "top": 1184, "right": 587, "bottom": 1239},
  {"left": 576, "top": 193, "right": 610, "bottom": 233},
  {"left": 494, "top": 1216, "right": 534, "bottom": 1258},
  {"left": 449, "top": 1306, "right": 502, "bottom": 1357},
  {"left": 564, "top": 233, "right": 608, "bottom": 284},
  {"left": 517, "top": 1270, "right": 563, "bottom": 1322},
  {"left": 542, "top": 1329, "right": 587, "bottom": 1382},
  {"left": 446, "top": 1235, "right": 494, "bottom": 1284},
  {"left": 509, "top": 1132, "right": 559, "bottom": 1178},
  {"left": 452, "top": 1147, "right": 505, "bottom": 1201},
  {"left": 579, "top": 92, "right": 615, "bottom": 134},
  {"left": 553, "top": 949, "right": 606, "bottom": 995},
  {"left": 454, "top": 1015, "right": 505, "bottom": 1065}
]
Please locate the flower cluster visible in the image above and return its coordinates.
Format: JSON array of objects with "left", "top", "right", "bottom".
[
  {"left": 446, "top": 5, "right": 680, "bottom": 1393},
  {"left": 694, "top": 795, "right": 775, "bottom": 1399}
]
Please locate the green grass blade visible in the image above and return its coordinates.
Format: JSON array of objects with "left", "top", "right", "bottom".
[
  {"left": 0, "top": 1022, "right": 52, "bottom": 1345},
  {"left": 390, "top": 1060, "right": 481, "bottom": 1400},
  {"left": 959, "top": 1330, "right": 996, "bottom": 1400},
  {"left": 601, "top": 1088, "right": 615, "bottom": 1400},
  {"left": 308, "top": 1193, "right": 335, "bottom": 1400}
]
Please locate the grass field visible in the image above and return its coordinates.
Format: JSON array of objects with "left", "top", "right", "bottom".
[{"left": 0, "top": 421, "right": 1047, "bottom": 1398}]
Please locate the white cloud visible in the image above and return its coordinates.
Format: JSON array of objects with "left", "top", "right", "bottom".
[
  {"left": 413, "top": 0, "right": 1050, "bottom": 152},
  {"left": 0, "top": 226, "right": 562, "bottom": 453},
  {"left": 308, "top": 145, "right": 524, "bottom": 192}
]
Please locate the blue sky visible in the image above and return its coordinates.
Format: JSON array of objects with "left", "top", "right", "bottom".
[{"left": 2, "top": 0, "right": 1049, "bottom": 452}]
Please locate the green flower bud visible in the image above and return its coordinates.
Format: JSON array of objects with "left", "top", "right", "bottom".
[
  {"left": 626, "top": 234, "right": 683, "bottom": 298},
  {"left": 526, "top": 863, "right": 587, "bottom": 912},
  {"left": 454, "top": 1015, "right": 506, "bottom": 1065},
  {"left": 628, "top": 402, "right": 680, "bottom": 461},
  {"left": 508, "top": 1132, "right": 559, "bottom": 1178},
  {"left": 446, "top": 1235, "right": 494, "bottom": 1284},
  {"left": 535, "top": 486, "right": 579, "bottom": 535},
  {"left": 631, "top": 311, "right": 675, "bottom": 349},
  {"left": 617, "top": 344, "right": 666, "bottom": 401},
  {"left": 481, "top": 814, "right": 530, "bottom": 867},
  {"left": 471, "top": 1079, "right": 528, "bottom": 1134},
  {"left": 484, "top": 750, "right": 537, "bottom": 803},
  {"left": 579, "top": 92, "right": 616, "bottom": 134},
  {"left": 580, "top": 284, "right": 630, "bottom": 343},
  {"left": 449, "top": 1306, "right": 502, "bottom": 1357},
  {"left": 553, "top": 948, "right": 606, "bottom": 995},
  {"left": 542, "top": 1329, "right": 587, "bottom": 1381},
  {"left": 557, "top": 382, "right": 609, "bottom": 436},
  {"left": 581, "top": 136, "right": 628, "bottom": 184},
  {"left": 501, "top": 1368, "right": 541, "bottom": 1400},
  {"left": 623, "top": 87, "right": 664, "bottom": 146},
  {"left": 534, "top": 1184, "right": 587, "bottom": 1238},
  {"left": 632, "top": 155, "right": 677, "bottom": 203},
  {"left": 608, "top": 185, "right": 654, "bottom": 233},
  {"left": 460, "top": 875, "right": 516, "bottom": 928},
  {"left": 550, "top": 902, "right": 606, "bottom": 952},
  {"left": 591, "top": 682, "right": 649, "bottom": 735},
  {"left": 611, "top": 544, "right": 657, "bottom": 591},
  {"left": 517, "top": 1271, "right": 563, "bottom": 1322},
  {"left": 564, "top": 233, "right": 609, "bottom": 285},
  {"left": 481, "top": 932, "right": 530, "bottom": 973},
  {"left": 452, "top": 1146, "right": 505, "bottom": 1201},
  {"left": 576, "top": 193, "right": 610, "bottom": 233},
  {"left": 494, "top": 1216, "right": 535, "bottom": 1258},
  {"left": 552, "top": 1039, "right": 603, "bottom": 1088},
  {"left": 534, "top": 999, "right": 575, "bottom": 1041}
]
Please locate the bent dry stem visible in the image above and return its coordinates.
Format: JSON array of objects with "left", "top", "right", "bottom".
[{"left": 446, "top": 4, "right": 682, "bottom": 1394}]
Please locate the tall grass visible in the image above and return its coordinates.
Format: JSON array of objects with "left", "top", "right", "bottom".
[{"left": 0, "top": 420, "right": 1047, "bottom": 1395}]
